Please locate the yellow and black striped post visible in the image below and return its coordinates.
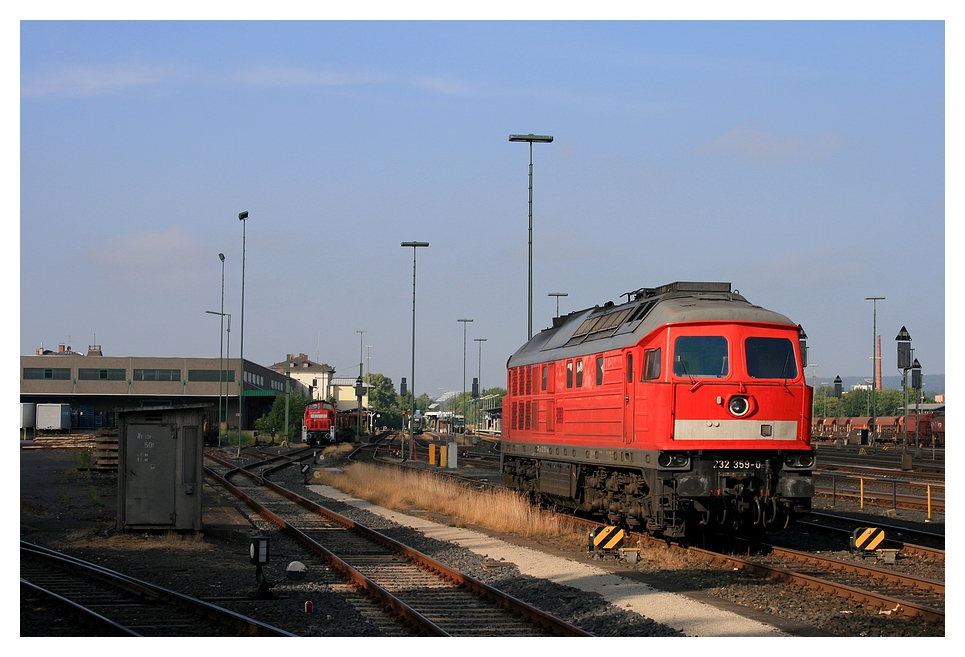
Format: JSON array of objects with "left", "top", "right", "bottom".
[
  {"left": 851, "top": 527, "right": 886, "bottom": 553},
  {"left": 589, "top": 525, "right": 626, "bottom": 552}
]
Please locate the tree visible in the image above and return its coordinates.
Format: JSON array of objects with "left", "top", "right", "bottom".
[
  {"left": 364, "top": 372, "right": 404, "bottom": 429},
  {"left": 415, "top": 392, "right": 432, "bottom": 413},
  {"left": 816, "top": 386, "right": 935, "bottom": 418},
  {"left": 366, "top": 372, "right": 399, "bottom": 414},
  {"left": 254, "top": 392, "right": 310, "bottom": 443}
]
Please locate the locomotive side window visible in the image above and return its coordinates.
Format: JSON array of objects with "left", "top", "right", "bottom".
[
  {"left": 576, "top": 360, "right": 584, "bottom": 387},
  {"left": 627, "top": 353, "right": 633, "bottom": 383},
  {"left": 541, "top": 365, "right": 547, "bottom": 391},
  {"left": 642, "top": 348, "right": 661, "bottom": 381},
  {"left": 673, "top": 336, "right": 728, "bottom": 377},
  {"left": 567, "top": 361, "right": 573, "bottom": 388},
  {"left": 596, "top": 356, "right": 604, "bottom": 385},
  {"left": 745, "top": 337, "right": 798, "bottom": 379}
]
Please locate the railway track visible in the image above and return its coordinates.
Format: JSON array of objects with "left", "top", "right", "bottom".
[
  {"left": 753, "top": 543, "right": 943, "bottom": 616},
  {"left": 377, "top": 449, "right": 947, "bottom": 629},
  {"left": 222, "top": 440, "right": 945, "bottom": 634},
  {"left": 586, "top": 518, "right": 945, "bottom": 626},
  {"left": 689, "top": 544, "right": 943, "bottom": 623},
  {"left": 799, "top": 511, "right": 945, "bottom": 557},
  {"left": 203, "top": 449, "right": 593, "bottom": 637},
  {"left": 21, "top": 541, "right": 295, "bottom": 637}
]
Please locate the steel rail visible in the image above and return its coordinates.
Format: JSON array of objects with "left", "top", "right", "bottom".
[
  {"left": 21, "top": 541, "right": 296, "bottom": 637},
  {"left": 203, "top": 460, "right": 448, "bottom": 636},
  {"left": 759, "top": 543, "right": 944, "bottom": 596},
  {"left": 802, "top": 511, "right": 945, "bottom": 558},
  {"left": 556, "top": 515, "right": 945, "bottom": 625},
  {"left": 687, "top": 545, "right": 943, "bottom": 623},
  {"left": 205, "top": 451, "right": 593, "bottom": 636},
  {"left": 21, "top": 578, "right": 140, "bottom": 636},
  {"left": 311, "top": 444, "right": 946, "bottom": 626}
]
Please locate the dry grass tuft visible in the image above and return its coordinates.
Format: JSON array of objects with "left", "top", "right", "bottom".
[
  {"left": 319, "top": 443, "right": 356, "bottom": 458},
  {"left": 313, "top": 462, "right": 584, "bottom": 542}
]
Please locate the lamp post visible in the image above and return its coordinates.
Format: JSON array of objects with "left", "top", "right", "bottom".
[
  {"left": 509, "top": 133, "right": 554, "bottom": 340},
  {"left": 401, "top": 241, "right": 429, "bottom": 460},
  {"left": 896, "top": 326, "right": 913, "bottom": 470},
  {"left": 283, "top": 354, "right": 290, "bottom": 445},
  {"left": 548, "top": 292, "right": 568, "bottom": 318},
  {"left": 238, "top": 210, "right": 249, "bottom": 457},
  {"left": 216, "top": 252, "right": 226, "bottom": 446},
  {"left": 205, "top": 308, "right": 226, "bottom": 447},
  {"left": 474, "top": 337, "right": 486, "bottom": 432},
  {"left": 865, "top": 296, "right": 884, "bottom": 446},
  {"left": 356, "top": 330, "right": 366, "bottom": 440},
  {"left": 206, "top": 311, "right": 231, "bottom": 445},
  {"left": 457, "top": 318, "right": 473, "bottom": 433}
]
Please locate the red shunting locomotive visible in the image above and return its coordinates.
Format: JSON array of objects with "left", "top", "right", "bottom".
[
  {"left": 501, "top": 281, "right": 815, "bottom": 540},
  {"left": 303, "top": 400, "right": 337, "bottom": 446}
]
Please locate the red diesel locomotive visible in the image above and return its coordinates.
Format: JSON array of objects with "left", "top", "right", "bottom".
[
  {"left": 501, "top": 281, "right": 815, "bottom": 540},
  {"left": 303, "top": 400, "right": 337, "bottom": 446}
]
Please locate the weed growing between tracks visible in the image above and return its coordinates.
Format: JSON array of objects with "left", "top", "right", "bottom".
[{"left": 312, "top": 462, "right": 584, "bottom": 544}]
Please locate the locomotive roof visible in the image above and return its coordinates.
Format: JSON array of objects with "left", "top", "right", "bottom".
[{"left": 507, "top": 281, "right": 798, "bottom": 368}]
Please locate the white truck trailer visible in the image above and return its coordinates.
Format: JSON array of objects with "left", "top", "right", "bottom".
[{"left": 36, "top": 403, "right": 71, "bottom": 432}]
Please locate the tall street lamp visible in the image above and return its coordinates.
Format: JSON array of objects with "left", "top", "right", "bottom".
[
  {"left": 474, "top": 337, "right": 486, "bottom": 432},
  {"left": 548, "top": 292, "right": 568, "bottom": 318},
  {"left": 509, "top": 133, "right": 554, "bottom": 340},
  {"left": 865, "top": 296, "right": 884, "bottom": 445},
  {"left": 457, "top": 318, "right": 473, "bottom": 432},
  {"left": 401, "top": 241, "right": 429, "bottom": 460},
  {"left": 238, "top": 210, "right": 249, "bottom": 457}
]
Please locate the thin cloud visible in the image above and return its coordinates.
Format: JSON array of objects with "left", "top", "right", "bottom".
[
  {"left": 235, "top": 65, "right": 481, "bottom": 96},
  {"left": 22, "top": 63, "right": 185, "bottom": 98},
  {"left": 233, "top": 65, "right": 391, "bottom": 87},
  {"left": 700, "top": 126, "right": 843, "bottom": 162}
]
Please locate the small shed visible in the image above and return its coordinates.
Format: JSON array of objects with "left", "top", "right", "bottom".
[{"left": 116, "top": 404, "right": 207, "bottom": 532}]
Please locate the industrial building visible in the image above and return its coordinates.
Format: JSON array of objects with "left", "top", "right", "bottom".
[{"left": 20, "top": 343, "right": 309, "bottom": 434}]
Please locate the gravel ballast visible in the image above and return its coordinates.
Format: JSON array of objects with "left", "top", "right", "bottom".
[{"left": 20, "top": 446, "right": 944, "bottom": 638}]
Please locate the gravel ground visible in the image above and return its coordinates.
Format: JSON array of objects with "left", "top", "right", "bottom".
[{"left": 20, "top": 445, "right": 945, "bottom": 638}]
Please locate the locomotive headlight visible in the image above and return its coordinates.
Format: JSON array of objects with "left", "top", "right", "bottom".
[
  {"left": 657, "top": 452, "right": 691, "bottom": 469},
  {"left": 784, "top": 453, "right": 815, "bottom": 469},
  {"left": 728, "top": 395, "right": 750, "bottom": 417}
]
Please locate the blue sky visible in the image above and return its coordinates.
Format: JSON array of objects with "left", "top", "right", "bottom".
[{"left": 17, "top": 17, "right": 949, "bottom": 401}]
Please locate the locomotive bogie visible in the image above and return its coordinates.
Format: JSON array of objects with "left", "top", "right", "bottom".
[{"left": 502, "top": 447, "right": 812, "bottom": 537}]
